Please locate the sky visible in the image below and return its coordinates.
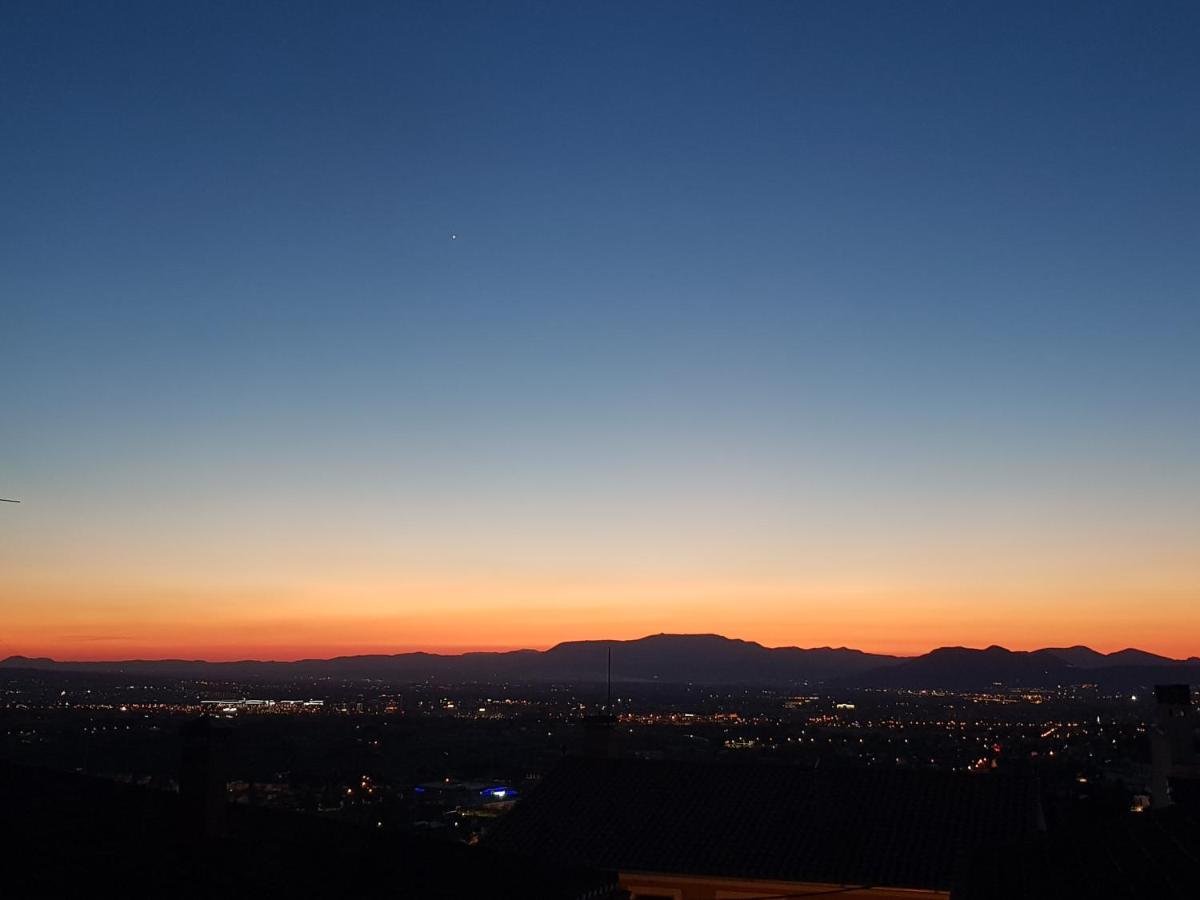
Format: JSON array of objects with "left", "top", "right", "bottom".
[{"left": 2, "top": 1, "right": 1198, "bottom": 661}]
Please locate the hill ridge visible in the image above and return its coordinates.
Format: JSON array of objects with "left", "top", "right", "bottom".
[{"left": 3, "top": 634, "right": 1195, "bottom": 690}]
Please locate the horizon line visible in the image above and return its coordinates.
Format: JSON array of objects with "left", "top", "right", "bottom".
[{"left": 4, "top": 632, "right": 1193, "bottom": 665}]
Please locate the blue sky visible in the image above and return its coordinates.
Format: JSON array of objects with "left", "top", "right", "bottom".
[{"left": 2, "top": 1, "right": 1198, "bottom": 657}]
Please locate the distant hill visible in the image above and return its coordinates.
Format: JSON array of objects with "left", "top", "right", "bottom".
[
  {"left": 843, "top": 646, "right": 1072, "bottom": 690},
  {"left": 1040, "top": 646, "right": 1176, "bottom": 669},
  {"left": 2, "top": 634, "right": 1195, "bottom": 689},
  {"left": 0, "top": 634, "right": 899, "bottom": 684},
  {"left": 536, "top": 634, "right": 897, "bottom": 683},
  {"left": 845, "top": 645, "right": 1199, "bottom": 691}
]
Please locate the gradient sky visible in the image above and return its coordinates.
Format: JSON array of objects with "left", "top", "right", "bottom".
[{"left": 2, "top": 1, "right": 1198, "bottom": 660}]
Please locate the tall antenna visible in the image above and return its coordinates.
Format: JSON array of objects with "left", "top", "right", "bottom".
[{"left": 606, "top": 647, "right": 612, "bottom": 712}]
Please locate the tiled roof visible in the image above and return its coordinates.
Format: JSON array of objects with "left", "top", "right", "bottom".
[
  {"left": 486, "top": 757, "right": 1043, "bottom": 891},
  {"left": 954, "top": 805, "right": 1200, "bottom": 900}
]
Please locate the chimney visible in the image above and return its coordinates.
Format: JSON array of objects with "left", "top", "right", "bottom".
[
  {"left": 1150, "top": 685, "right": 1195, "bottom": 808},
  {"left": 179, "top": 714, "right": 231, "bottom": 839}
]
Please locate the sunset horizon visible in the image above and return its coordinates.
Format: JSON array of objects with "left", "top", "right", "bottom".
[
  {"left": 4, "top": 5, "right": 1199, "bottom": 893},
  {"left": 9, "top": 622, "right": 1198, "bottom": 665},
  {"left": 5, "top": 4, "right": 1198, "bottom": 672}
]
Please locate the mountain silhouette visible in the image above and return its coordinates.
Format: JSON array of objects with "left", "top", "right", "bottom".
[
  {"left": 0, "top": 634, "right": 898, "bottom": 684},
  {"left": 844, "top": 644, "right": 1198, "bottom": 691},
  {"left": 2, "top": 633, "right": 1196, "bottom": 689},
  {"left": 1040, "top": 645, "right": 1176, "bottom": 669},
  {"left": 841, "top": 645, "right": 1072, "bottom": 690}
]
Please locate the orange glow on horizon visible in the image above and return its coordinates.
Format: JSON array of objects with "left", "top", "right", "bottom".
[{"left": 5, "top": 575, "right": 1197, "bottom": 662}]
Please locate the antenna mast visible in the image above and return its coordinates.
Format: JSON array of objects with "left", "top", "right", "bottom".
[{"left": 606, "top": 647, "right": 612, "bottom": 712}]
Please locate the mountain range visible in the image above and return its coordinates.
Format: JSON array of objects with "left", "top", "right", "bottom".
[{"left": 3, "top": 634, "right": 1198, "bottom": 690}]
